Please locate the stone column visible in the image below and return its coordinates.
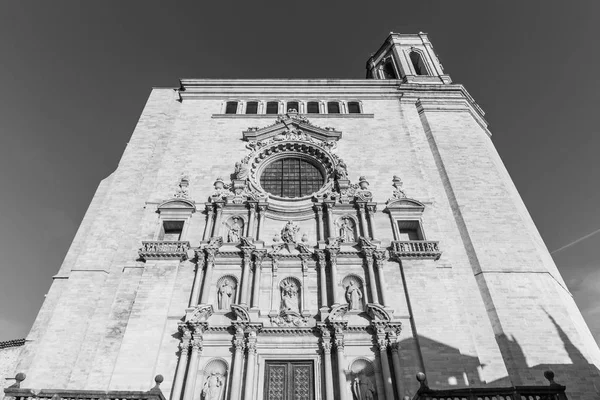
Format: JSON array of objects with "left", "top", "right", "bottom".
[
  {"left": 315, "top": 251, "right": 328, "bottom": 308},
  {"left": 171, "top": 325, "right": 191, "bottom": 400},
  {"left": 366, "top": 203, "right": 377, "bottom": 240},
  {"left": 182, "top": 329, "right": 203, "bottom": 400},
  {"left": 256, "top": 203, "right": 267, "bottom": 241},
  {"left": 333, "top": 325, "right": 348, "bottom": 400},
  {"left": 376, "top": 327, "right": 394, "bottom": 400},
  {"left": 373, "top": 251, "right": 388, "bottom": 307},
  {"left": 327, "top": 248, "right": 340, "bottom": 305},
  {"left": 251, "top": 251, "right": 265, "bottom": 309},
  {"left": 324, "top": 201, "right": 335, "bottom": 239},
  {"left": 212, "top": 202, "right": 225, "bottom": 237},
  {"left": 247, "top": 202, "right": 257, "bottom": 238},
  {"left": 269, "top": 256, "right": 279, "bottom": 313},
  {"left": 300, "top": 255, "right": 309, "bottom": 313},
  {"left": 202, "top": 204, "right": 214, "bottom": 241},
  {"left": 199, "top": 248, "right": 217, "bottom": 305},
  {"left": 363, "top": 249, "right": 379, "bottom": 304},
  {"left": 315, "top": 204, "right": 325, "bottom": 241},
  {"left": 389, "top": 334, "right": 404, "bottom": 399},
  {"left": 319, "top": 326, "right": 335, "bottom": 400},
  {"left": 240, "top": 247, "right": 253, "bottom": 306},
  {"left": 229, "top": 327, "right": 246, "bottom": 400},
  {"left": 243, "top": 329, "right": 258, "bottom": 400},
  {"left": 357, "top": 203, "right": 369, "bottom": 238},
  {"left": 189, "top": 251, "right": 206, "bottom": 307}
]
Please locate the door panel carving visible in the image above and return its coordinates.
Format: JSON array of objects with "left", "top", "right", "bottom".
[{"left": 264, "top": 361, "right": 314, "bottom": 400}]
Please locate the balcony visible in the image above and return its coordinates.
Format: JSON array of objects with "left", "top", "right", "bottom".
[
  {"left": 139, "top": 241, "right": 191, "bottom": 260},
  {"left": 391, "top": 240, "right": 441, "bottom": 260},
  {"left": 412, "top": 371, "right": 568, "bottom": 400},
  {"left": 4, "top": 374, "right": 166, "bottom": 400}
]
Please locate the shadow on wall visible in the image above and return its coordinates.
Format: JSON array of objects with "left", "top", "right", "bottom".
[{"left": 400, "top": 312, "right": 600, "bottom": 399}]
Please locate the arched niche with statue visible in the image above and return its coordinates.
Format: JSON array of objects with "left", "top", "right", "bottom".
[
  {"left": 342, "top": 274, "right": 366, "bottom": 311},
  {"left": 349, "top": 358, "right": 378, "bottom": 400},
  {"left": 215, "top": 275, "right": 238, "bottom": 311},
  {"left": 200, "top": 358, "right": 229, "bottom": 400}
]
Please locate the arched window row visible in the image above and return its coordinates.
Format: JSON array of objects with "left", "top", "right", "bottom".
[{"left": 222, "top": 100, "right": 363, "bottom": 115}]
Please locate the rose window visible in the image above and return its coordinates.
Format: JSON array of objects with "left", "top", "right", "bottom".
[{"left": 260, "top": 157, "right": 324, "bottom": 198}]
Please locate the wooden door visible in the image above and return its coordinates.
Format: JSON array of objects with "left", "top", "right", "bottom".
[{"left": 264, "top": 360, "right": 314, "bottom": 400}]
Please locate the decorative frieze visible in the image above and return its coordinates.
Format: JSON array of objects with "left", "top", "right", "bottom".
[{"left": 391, "top": 240, "right": 441, "bottom": 260}]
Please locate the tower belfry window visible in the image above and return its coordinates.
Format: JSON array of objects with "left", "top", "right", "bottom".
[
  {"left": 382, "top": 59, "right": 397, "bottom": 79},
  {"left": 266, "top": 101, "right": 279, "bottom": 114},
  {"left": 159, "top": 221, "right": 184, "bottom": 241},
  {"left": 410, "top": 51, "right": 428, "bottom": 76}
]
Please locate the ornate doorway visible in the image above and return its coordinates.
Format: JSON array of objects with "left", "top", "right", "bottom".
[{"left": 263, "top": 360, "right": 314, "bottom": 400}]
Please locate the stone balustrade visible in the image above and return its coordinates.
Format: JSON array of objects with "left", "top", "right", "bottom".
[
  {"left": 4, "top": 374, "right": 166, "bottom": 400},
  {"left": 139, "top": 241, "right": 191, "bottom": 259},
  {"left": 391, "top": 240, "right": 441, "bottom": 260},
  {"left": 411, "top": 371, "right": 568, "bottom": 400}
]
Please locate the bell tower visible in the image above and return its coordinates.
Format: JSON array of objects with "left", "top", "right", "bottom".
[{"left": 366, "top": 32, "right": 452, "bottom": 84}]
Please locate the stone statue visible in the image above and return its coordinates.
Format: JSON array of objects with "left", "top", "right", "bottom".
[
  {"left": 346, "top": 280, "right": 363, "bottom": 310},
  {"left": 281, "top": 220, "right": 300, "bottom": 244},
  {"left": 352, "top": 376, "right": 375, "bottom": 400},
  {"left": 280, "top": 280, "right": 299, "bottom": 312},
  {"left": 233, "top": 161, "right": 249, "bottom": 180},
  {"left": 227, "top": 218, "right": 242, "bottom": 243},
  {"left": 202, "top": 372, "right": 224, "bottom": 400},
  {"left": 335, "top": 159, "right": 348, "bottom": 180},
  {"left": 218, "top": 279, "right": 233, "bottom": 310},
  {"left": 339, "top": 217, "right": 355, "bottom": 242}
]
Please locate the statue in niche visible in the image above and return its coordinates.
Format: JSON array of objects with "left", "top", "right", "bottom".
[
  {"left": 346, "top": 280, "right": 363, "bottom": 310},
  {"left": 280, "top": 280, "right": 299, "bottom": 312},
  {"left": 281, "top": 220, "right": 300, "bottom": 244},
  {"left": 227, "top": 218, "right": 242, "bottom": 243},
  {"left": 233, "top": 161, "right": 249, "bottom": 180},
  {"left": 352, "top": 376, "right": 376, "bottom": 400},
  {"left": 218, "top": 279, "right": 234, "bottom": 310},
  {"left": 202, "top": 372, "right": 224, "bottom": 400},
  {"left": 339, "top": 217, "right": 355, "bottom": 243}
]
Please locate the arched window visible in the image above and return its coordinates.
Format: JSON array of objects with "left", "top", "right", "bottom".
[
  {"left": 225, "top": 101, "right": 238, "bottom": 114},
  {"left": 266, "top": 101, "right": 279, "bottom": 114},
  {"left": 260, "top": 157, "right": 324, "bottom": 198},
  {"left": 410, "top": 51, "right": 428, "bottom": 76},
  {"left": 327, "top": 101, "right": 340, "bottom": 114},
  {"left": 245, "top": 101, "right": 258, "bottom": 114},
  {"left": 307, "top": 101, "right": 320, "bottom": 114},
  {"left": 382, "top": 59, "right": 397, "bottom": 79},
  {"left": 287, "top": 101, "right": 299, "bottom": 112},
  {"left": 348, "top": 101, "right": 361, "bottom": 114}
]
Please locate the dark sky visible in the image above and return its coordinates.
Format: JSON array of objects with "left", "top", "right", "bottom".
[{"left": 1, "top": 1, "right": 599, "bottom": 349}]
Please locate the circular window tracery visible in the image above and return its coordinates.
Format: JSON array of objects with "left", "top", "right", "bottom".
[{"left": 260, "top": 157, "right": 324, "bottom": 198}]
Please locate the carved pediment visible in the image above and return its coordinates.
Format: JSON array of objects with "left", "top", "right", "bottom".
[
  {"left": 366, "top": 303, "right": 391, "bottom": 322},
  {"left": 157, "top": 199, "right": 196, "bottom": 211},
  {"left": 230, "top": 304, "right": 250, "bottom": 322},
  {"left": 385, "top": 198, "right": 425, "bottom": 213},
  {"left": 242, "top": 111, "right": 342, "bottom": 142}
]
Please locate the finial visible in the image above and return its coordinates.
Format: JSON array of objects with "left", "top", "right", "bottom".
[
  {"left": 152, "top": 374, "right": 164, "bottom": 389},
  {"left": 214, "top": 177, "right": 225, "bottom": 189},
  {"left": 544, "top": 370, "right": 559, "bottom": 386},
  {"left": 416, "top": 372, "right": 428, "bottom": 391},
  {"left": 358, "top": 176, "right": 369, "bottom": 190},
  {"left": 11, "top": 372, "right": 26, "bottom": 388}
]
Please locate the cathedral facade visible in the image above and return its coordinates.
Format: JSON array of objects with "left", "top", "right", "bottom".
[{"left": 3, "top": 33, "right": 600, "bottom": 400}]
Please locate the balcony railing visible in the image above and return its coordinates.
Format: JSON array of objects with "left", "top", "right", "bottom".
[
  {"left": 412, "top": 371, "right": 568, "bottom": 400},
  {"left": 4, "top": 374, "right": 166, "bottom": 400},
  {"left": 391, "top": 240, "right": 441, "bottom": 260},
  {"left": 139, "top": 241, "right": 191, "bottom": 259}
]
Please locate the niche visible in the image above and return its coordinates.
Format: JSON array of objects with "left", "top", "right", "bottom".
[
  {"left": 224, "top": 216, "right": 245, "bottom": 243},
  {"left": 349, "top": 358, "right": 377, "bottom": 400},
  {"left": 216, "top": 275, "right": 238, "bottom": 311},
  {"left": 342, "top": 275, "right": 366, "bottom": 311},
  {"left": 336, "top": 215, "right": 358, "bottom": 243},
  {"left": 201, "top": 358, "right": 229, "bottom": 400}
]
